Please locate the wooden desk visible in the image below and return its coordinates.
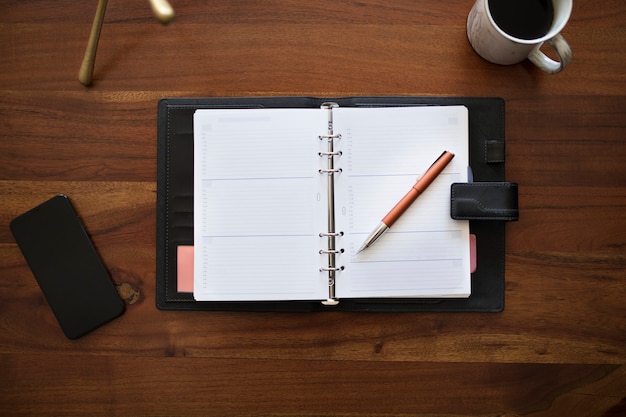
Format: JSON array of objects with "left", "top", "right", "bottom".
[{"left": 1, "top": 1, "right": 624, "bottom": 415}]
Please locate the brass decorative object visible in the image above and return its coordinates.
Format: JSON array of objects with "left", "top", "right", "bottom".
[{"left": 79, "top": 0, "right": 174, "bottom": 86}]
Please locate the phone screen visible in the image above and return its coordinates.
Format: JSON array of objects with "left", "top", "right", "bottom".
[{"left": 10, "top": 194, "right": 125, "bottom": 339}]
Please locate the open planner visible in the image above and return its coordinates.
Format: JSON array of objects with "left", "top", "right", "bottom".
[
  {"left": 193, "top": 105, "right": 470, "bottom": 303},
  {"left": 156, "top": 97, "right": 518, "bottom": 312}
]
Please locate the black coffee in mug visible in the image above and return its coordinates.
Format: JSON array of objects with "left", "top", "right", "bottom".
[{"left": 488, "top": 0, "right": 555, "bottom": 40}]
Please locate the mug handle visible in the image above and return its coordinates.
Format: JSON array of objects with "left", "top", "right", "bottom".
[{"left": 529, "top": 34, "right": 572, "bottom": 74}]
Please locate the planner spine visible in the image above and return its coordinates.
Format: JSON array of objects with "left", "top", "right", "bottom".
[{"left": 319, "top": 102, "right": 343, "bottom": 306}]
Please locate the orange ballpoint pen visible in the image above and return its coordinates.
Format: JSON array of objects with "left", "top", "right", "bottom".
[{"left": 356, "top": 151, "right": 455, "bottom": 254}]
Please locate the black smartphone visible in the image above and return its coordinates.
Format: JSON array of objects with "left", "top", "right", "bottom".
[{"left": 10, "top": 194, "right": 125, "bottom": 339}]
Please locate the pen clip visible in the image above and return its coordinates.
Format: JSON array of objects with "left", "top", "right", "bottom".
[
  {"left": 430, "top": 150, "right": 451, "bottom": 167},
  {"left": 416, "top": 151, "right": 453, "bottom": 180}
]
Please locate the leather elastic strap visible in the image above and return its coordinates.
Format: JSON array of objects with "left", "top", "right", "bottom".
[{"left": 451, "top": 182, "right": 519, "bottom": 221}]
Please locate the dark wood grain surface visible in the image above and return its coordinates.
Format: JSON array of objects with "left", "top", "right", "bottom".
[{"left": 1, "top": 1, "right": 624, "bottom": 416}]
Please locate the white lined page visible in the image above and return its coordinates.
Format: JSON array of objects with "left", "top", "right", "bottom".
[
  {"left": 193, "top": 109, "right": 328, "bottom": 301},
  {"left": 333, "top": 106, "right": 471, "bottom": 298}
]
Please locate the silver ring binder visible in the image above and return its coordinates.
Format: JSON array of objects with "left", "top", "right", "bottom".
[{"left": 318, "top": 102, "right": 342, "bottom": 304}]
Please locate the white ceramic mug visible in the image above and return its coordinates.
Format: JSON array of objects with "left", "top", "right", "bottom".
[{"left": 467, "top": 0, "right": 572, "bottom": 73}]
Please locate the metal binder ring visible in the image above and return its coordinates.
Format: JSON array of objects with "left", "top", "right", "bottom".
[
  {"left": 319, "top": 248, "right": 345, "bottom": 254},
  {"left": 318, "top": 150, "right": 342, "bottom": 156},
  {"left": 319, "top": 168, "right": 342, "bottom": 174},
  {"left": 320, "top": 266, "right": 345, "bottom": 272},
  {"left": 319, "top": 231, "right": 344, "bottom": 237},
  {"left": 318, "top": 134, "right": 341, "bottom": 140}
]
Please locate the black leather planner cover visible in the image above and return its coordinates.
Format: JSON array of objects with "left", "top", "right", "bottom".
[{"left": 156, "top": 96, "right": 509, "bottom": 312}]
